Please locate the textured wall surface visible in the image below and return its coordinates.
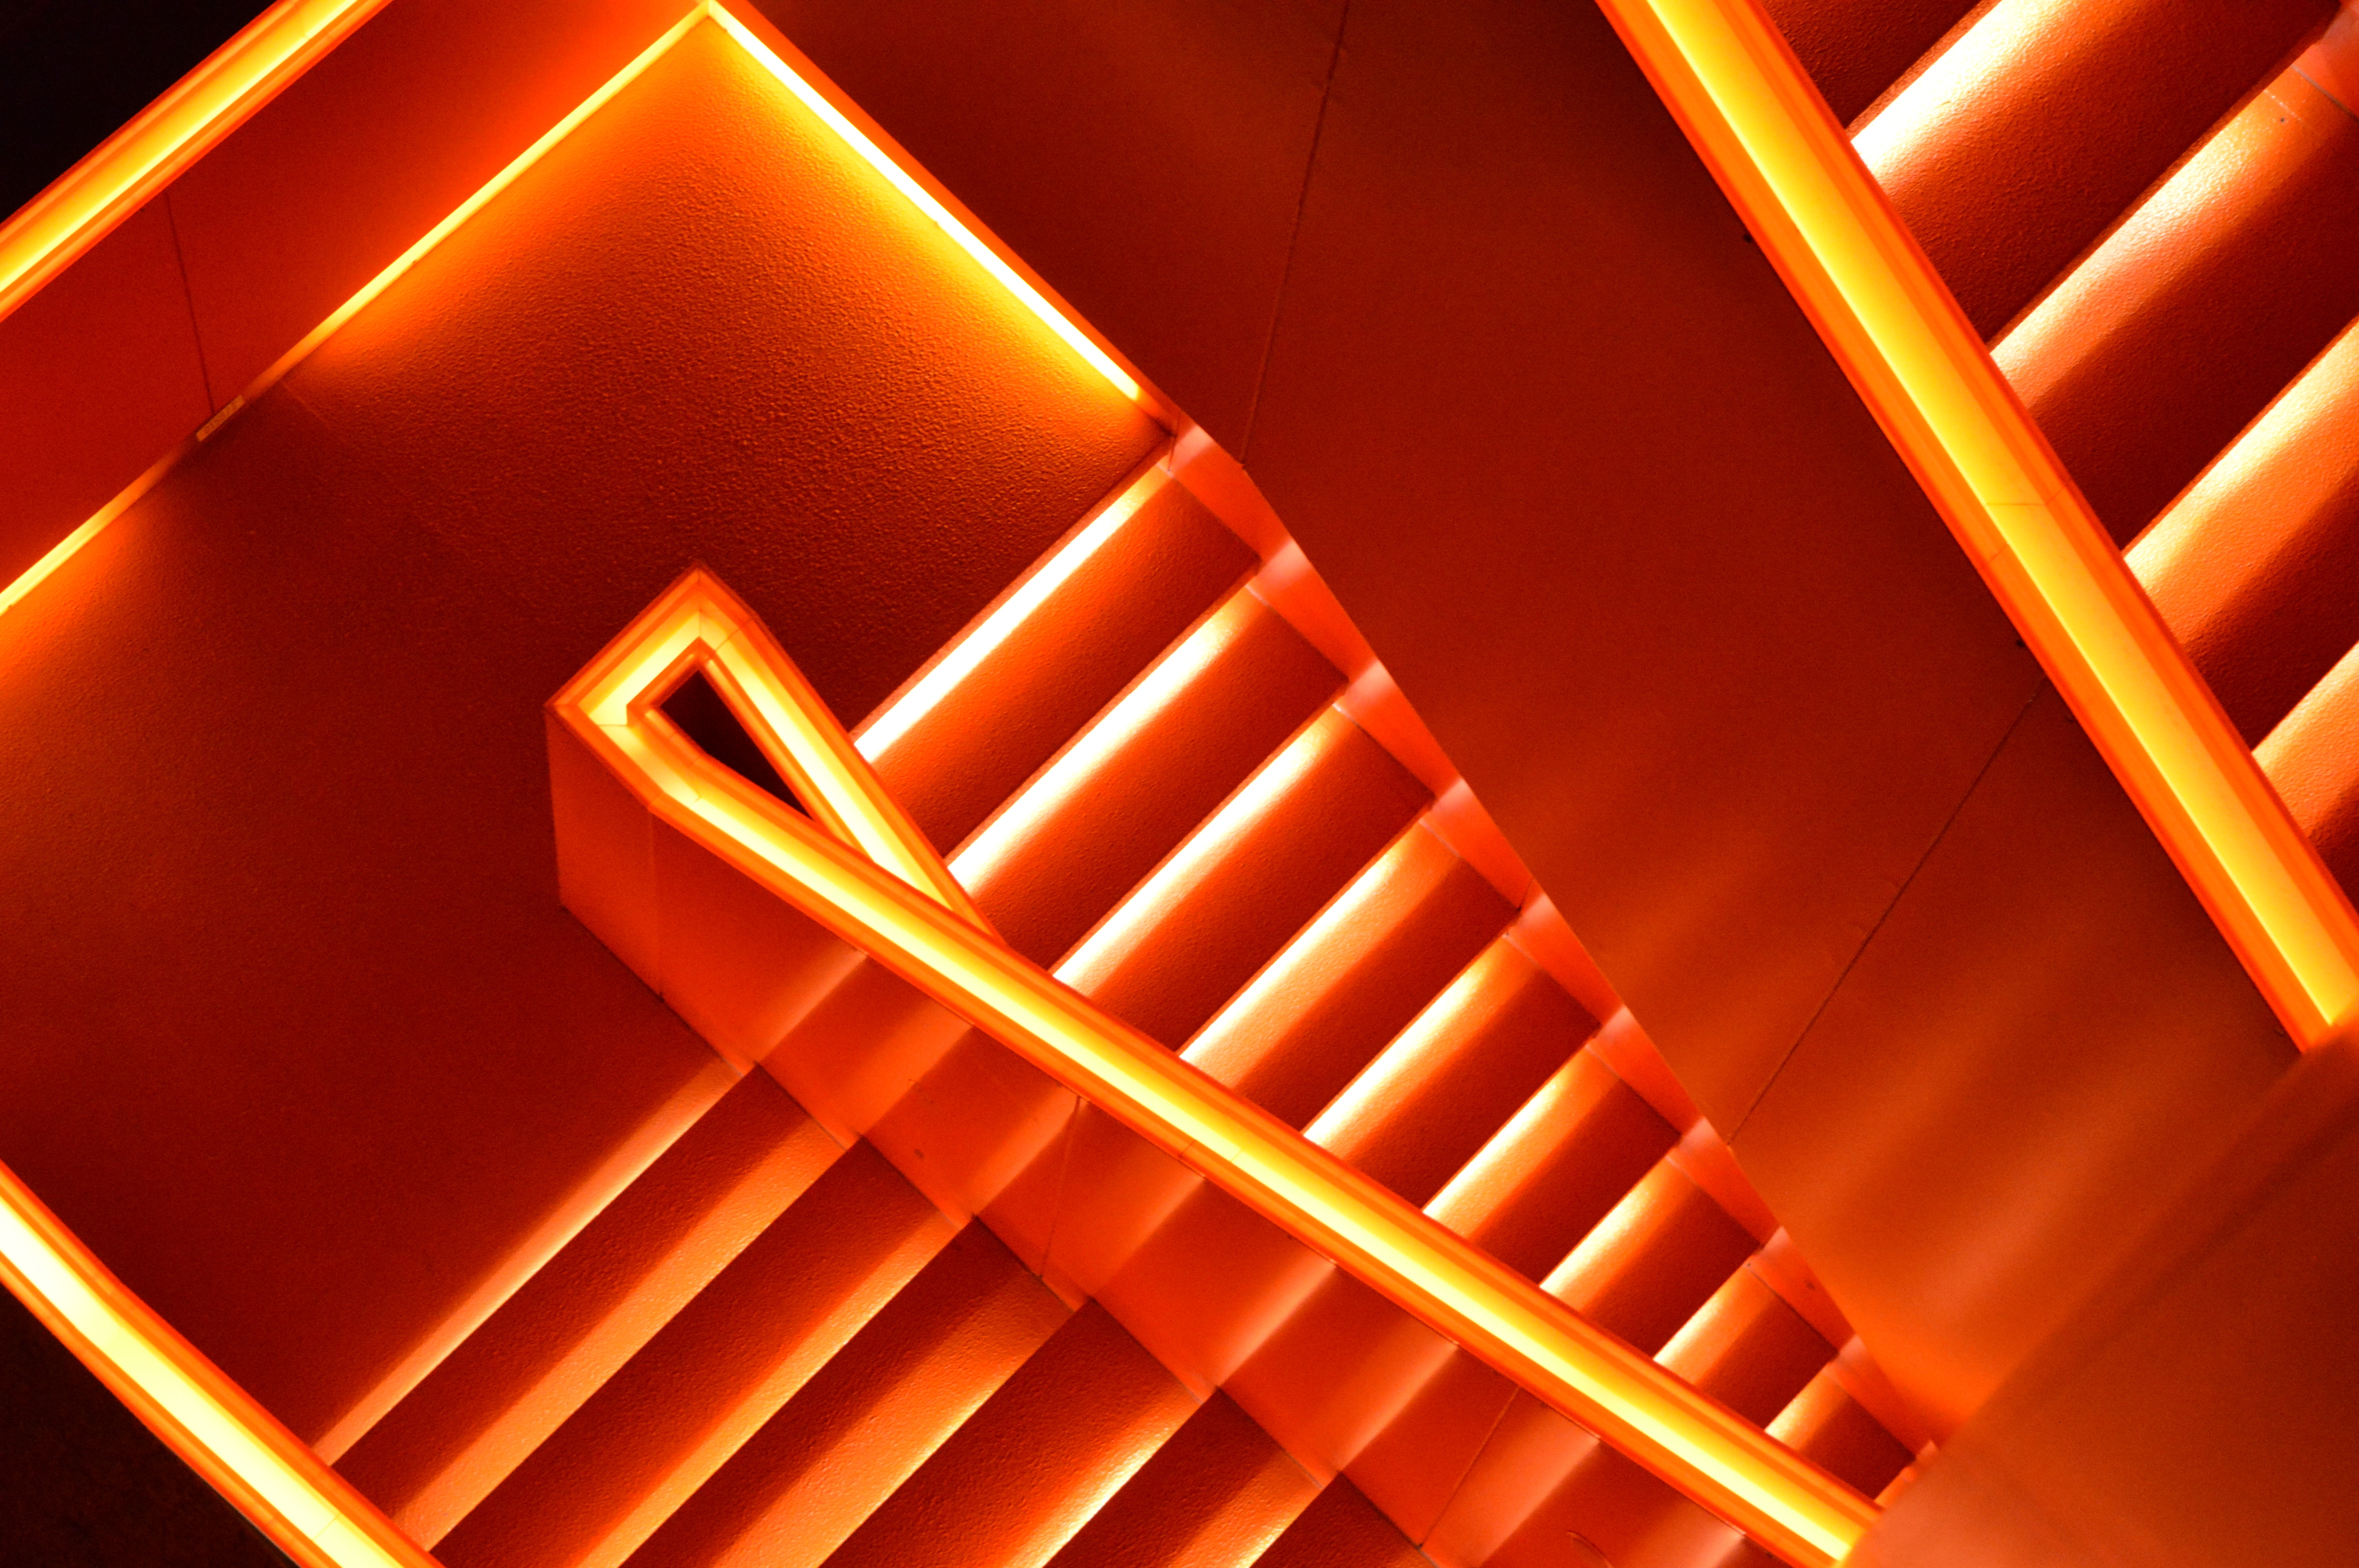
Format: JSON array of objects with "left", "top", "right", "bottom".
[{"left": 0, "top": 18, "right": 1156, "bottom": 1444}]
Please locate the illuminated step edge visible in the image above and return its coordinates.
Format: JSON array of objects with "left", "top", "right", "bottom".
[
  {"left": 1595, "top": 0, "right": 2359, "bottom": 1047},
  {"left": 550, "top": 563, "right": 1881, "bottom": 1568}
]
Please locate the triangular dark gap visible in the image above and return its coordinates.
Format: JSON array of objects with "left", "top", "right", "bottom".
[{"left": 662, "top": 669, "right": 805, "bottom": 814}]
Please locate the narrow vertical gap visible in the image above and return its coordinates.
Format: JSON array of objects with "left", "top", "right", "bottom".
[
  {"left": 159, "top": 189, "right": 219, "bottom": 411},
  {"left": 1240, "top": 0, "right": 1352, "bottom": 463}
]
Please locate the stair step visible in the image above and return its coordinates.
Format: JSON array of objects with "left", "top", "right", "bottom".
[
  {"left": 956, "top": 588, "right": 1343, "bottom": 967},
  {"left": 340, "top": 1073, "right": 840, "bottom": 1543},
  {"left": 1768, "top": 1368, "right": 1916, "bottom": 1498},
  {"left": 2131, "top": 317, "right": 2359, "bottom": 744},
  {"left": 820, "top": 1302, "right": 1198, "bottom": 1568},
  {"left": 622, "top": 1222, "right": 1068, "bottom": 1568},
  {"left": 1185, "top": 819, "right": 1512, "bottom": 1128},
  {"left": 1756, "top": 0, "right": 1984, "bottom": 124},
  {"left": 1307, "top": 935, "right": 1597, "bottom": 1206},
  {"left": 1995, "top": 62, "right": 2359, "bottom": 542},
  {"left": 1856, "top": 0, "right": 2332, "bottom": 338},
  {"left": 1656, "top": 1265, "right": 1834, "bottom": 1427},
  {"left": 2257, "top": 646, "right": 2359, "bottom": 895},
  {"left": 1041, "top": 1391, "right": 1318, "bottom": 1568},
  {"left": 1422, "top": 1393, "right": 1724, "bottom": 1568},
  {"left": 1253, "top": 1478, "right": 1427, "bottom": 1568},
  {"left": 1061, "top": 708, "right": 1431, "bottom": 1050},
  {"left": 865, "top": 471, "right": 1256, "bottom": 857},
  {"left": 436, "top": 1142, "right": 953, "bottom": 1568},
  {"left": 1541, "top": 1160, "right": 1760, "bottom": 1355},
  {"left": 1427, "top": 1045, "right": 1677, "bottom": 1279}
]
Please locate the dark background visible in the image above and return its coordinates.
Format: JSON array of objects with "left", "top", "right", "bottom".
[{"left": 0, "top": 0, "right": 273, "bottom": 220}]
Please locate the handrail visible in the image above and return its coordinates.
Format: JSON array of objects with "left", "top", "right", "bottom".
[
  {"left": 0, "top": 0, "right": 394, "bottom": 327},
  {"left": 0, "top": 1163, "right": 438, "bottom": 1568},
  {"left": 1591, "top": 0, "right": 2359, "bottom": 1049},
  {"left": 552, "top": 564, "right": 1880, "bottom": 1568}
]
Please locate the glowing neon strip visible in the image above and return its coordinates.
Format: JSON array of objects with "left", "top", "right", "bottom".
[
  {"left": 1, "top": 2, "right": 1155, "bottom": 627},
  {"left": 1591, "top": 0, "right": 2359, "bottom": 1047},
  {"left": 0, "top": 0, "right": 393, "bottom": 326},
  {"left": 554, "top": 570, "right": 1877, "bottom": 1568},
  {"left": 0, "top": 1169, "right": 433, "bottom": 1568}
]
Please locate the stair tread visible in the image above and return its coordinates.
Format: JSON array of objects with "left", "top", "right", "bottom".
[
  {"left": 1657, "top": 1266, "right": 1834, "bottom": 1428},
  {"left": 1308, "top": 935, "right": 1596, "bottom": 1207},
  {"left": 625, "top": 1222, "right": 1067, "bottom": 1568},
  {"left": 820, "top": 1301, "right": 1197, "bottom": 1568},
  {"left": 1253, "top": 1479, "right": 1427, "bottom": 1568},
  {"left": 1062, "top": 709, "right": 1431, "bottom": 1051},
  {"left": 1427, "top": 1048, "right": 1676, "bottom": 1279},
  {"left": 338, "top": 1071, "right": 839, "bottom": 1543},
  {"left": 867, "top": 474, "right": 1256, "bottom": 857},
  {"left": 1542, "top": 1160, "right": 1760, "bottom": 1356},
  {"left": 1042, "top": 1391, "right": 1317, "bottom": 1568},
  {"left": 1859, "top": 0, "right": 2333, "bottom": 339},
  {"left": 1756, "top": 0, "right": 1985, "bottom": 124},
  {"left": 2131, "top": 318, "right": 2359, "bottom": 745},
  {"left": 957, "top": 590, "right": 1344, "bottom": 967},
  {"left": 1185, "top": 820, "right": 1512, "bottom": 1129},
  {"left": 1996, "top": 65, "right": 2359, "bottom": 542},
  {"left": 437, "top": 1142, "right": 951, "bottom": 1568}
]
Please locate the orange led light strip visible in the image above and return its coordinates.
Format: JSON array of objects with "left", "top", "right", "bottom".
[
  {"left": 552, "top": 565, "right": 1877, "bottom": 1568},
  {"left": 0, "top": 1, "right": 1156, "bottom": 628},
  {"left": 0, "top": 1169, "right": 436, "bottom": 1568},
  {"left": 1591, "top": 0, "right": 2359, "bottom": 1047},
  {"left": 0, "top": 0, "right": 394, "bottom": 326}
]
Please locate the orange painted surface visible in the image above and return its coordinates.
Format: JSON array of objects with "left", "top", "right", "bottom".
[
  {"left": 1427, "top": 1046, "right": 1680, "bottom": 1281},
  {"left": 0, "top": 0, "right": 1154, "bottom": 1477},
  {"left": 1857, "top": 0, "right": 2331, "bottom": 339},
  {"left": 1257, "top": 1477, "right": 1427, "bottom": 1568},
  {"left": 1309, "top": 938, "right": 1599, "bottom": 1207},
  {"left": 863, "top": 466, "right": 1256, "bottom": 857},
  {"left": 1996, "top": 66, "right": 2359, "bottom": 544},
  {"left": 336, "top": 1073, "right": 838, "bottom": 1543},
  {"left": 1061, "top": 710, "right": 1430, "bottom": 1051},
  {"left": 1184, "top": 822, "right": 1512, "bottom": 1129},
  {"left": 0, "top": 201, "right": 210, "bottom": 590},
  {"left": 760, "top": 0, "right": 1346, "bottom": 450},
  {"left": 2131, "top": 320, "right": 2359, "bottom": 746},
  {"left": 1043, "top": 1391, "right": 1319, "bottom": 1568},
  {"left": 1752, "top": 0, "right": 1981, "bottom": 123},
  {"left": 0, "top": 0, "right": 395, "bottom": 326},
  {"left": 954, "top": 590, "right": 1341, "bottom": 967},
  {"left": 2263, "top": 652, "right": 2359, "bottom": 900},
  {"left": 1657, "top": 1270, "right": 1834, "bottom": 1428},
  {"left": 1544, "top": 1163, "right": 1761, "bottom": 1356},
  {"left": 434, "top": 1142, "right": 951, "bottom": 1568},
  {"left": 823, "top": 1303, "right": 1197, "bottom": 1568},
  {"left": 625, "top": 1221, "right": 1070, "bottom": 1568}
]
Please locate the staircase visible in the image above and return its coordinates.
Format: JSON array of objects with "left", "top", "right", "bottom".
[
  {"left": 330, "top": 458, "right": 1918, "bottom": 1568},
  {"left": 1761, "top": 0, "right": 2359, "bottom": 902}
]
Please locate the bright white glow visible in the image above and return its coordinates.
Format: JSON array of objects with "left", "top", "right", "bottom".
[
  {"left": 860, "top": 464, "right": 1169, "bottom": 762},
  {"left": 1054, "top": 706, "right": 1344, "bottom": 995},
  {"left": 950, "top": 584, "right": 1256, "bottom": 889},
  {"left": 703, "top": 5, "right": 1144, "bottom": 404}
]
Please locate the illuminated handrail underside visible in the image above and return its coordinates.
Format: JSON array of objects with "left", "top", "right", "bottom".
[
  {"left": 1594, "top": 0, "right": 2359, "bottom": 1047},
  {"left": 552, "top": 565, "right": 1879, "bottom": 1568}
]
